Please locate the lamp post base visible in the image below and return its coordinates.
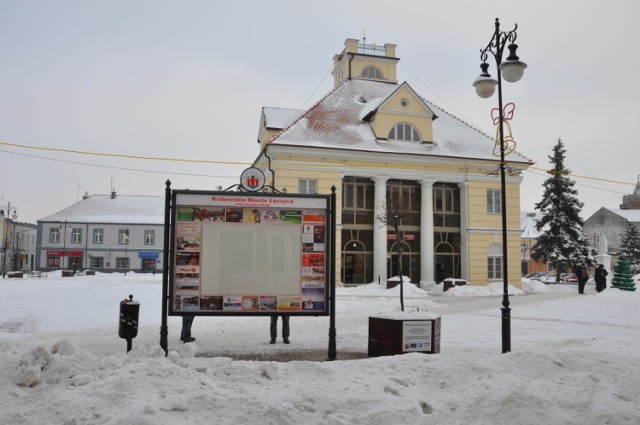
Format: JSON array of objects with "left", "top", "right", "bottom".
[{"left": 501, "top": 306, "right": 511, "bottom": 353}]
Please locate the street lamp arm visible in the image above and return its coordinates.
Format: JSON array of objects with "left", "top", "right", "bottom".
[
  {"left": 478, "top": 19, "right": 526, "bottom": 85},
  {"left": 479, "top": 19, "right": 518, "bottom": 65}
]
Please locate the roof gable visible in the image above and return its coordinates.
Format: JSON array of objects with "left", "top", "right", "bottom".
[
  {"left": 604, "top": 208, "right": 640, "bottom": 223},
  {"left": 264, "top": 79, "right": 532, "bottom": 164},
  {"left": 369, "top": 82, "right": 436, "bottom": 120},
  {"left": 38, "top": 195, "right": 164, "bottom": 224}
]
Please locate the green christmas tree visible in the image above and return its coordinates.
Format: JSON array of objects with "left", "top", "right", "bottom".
[{"left": 611, "top": 256, "right": 636, "bottom": 291}]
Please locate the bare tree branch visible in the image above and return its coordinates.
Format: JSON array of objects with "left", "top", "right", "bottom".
[{"left": 376, "top": 197, "right": 412, "bottom": 311}]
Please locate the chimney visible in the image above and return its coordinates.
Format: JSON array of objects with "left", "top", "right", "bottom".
[
  {"left": 82, "top": 191, "right": 90, "bottom": 200},
  {"left": 111, "top": 190, "right": 117, "bottom": 199}
]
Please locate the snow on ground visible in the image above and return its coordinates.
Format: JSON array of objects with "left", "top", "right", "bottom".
[{"left": 1, "top": 272, "right": 639, "bottom": 425}]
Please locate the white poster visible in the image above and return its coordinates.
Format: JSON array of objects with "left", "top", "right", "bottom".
[{"left": 402, "top": 320, "right": 432, "bottom": 352}]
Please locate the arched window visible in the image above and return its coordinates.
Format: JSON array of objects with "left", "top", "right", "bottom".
[
  {"left": 361, "top": 66, "right": 383, "bottom": 80},
  {"left": 388, "top": 123, "right": 421, "bottom": 142}
]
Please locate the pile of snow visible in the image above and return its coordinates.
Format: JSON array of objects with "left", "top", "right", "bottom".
[{"left": 1, "top": 274, "right": 639, "bottom": 424}]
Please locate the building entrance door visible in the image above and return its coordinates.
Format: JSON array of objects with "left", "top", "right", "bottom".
[
  {"left": 142, "top": 259, "right": 156, "bottom": 273},
  {"left": 69, "top": 257, "right": 83, "bottom": 272},
  {"left": 342, "top": 253, "right": 367, "bottom": 284},
  {"left": 434, "top": 254, "right": 460, "bottom": 283}
]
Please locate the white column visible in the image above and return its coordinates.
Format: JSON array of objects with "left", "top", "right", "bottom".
[
  {"left": 458, "top": 182, "right": 469, "bottom": 281},
  {"left": 419, "top": 180, "right": 435, "bottom": 287},
  {"left": 373, "top": 176, "right": 389, "bottom": 284}
]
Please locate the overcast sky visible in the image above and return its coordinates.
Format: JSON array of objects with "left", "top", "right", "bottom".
[{"left": 1, "top": 0, "right": 639, "bottom": 224}]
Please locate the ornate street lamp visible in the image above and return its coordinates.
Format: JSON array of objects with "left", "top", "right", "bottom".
[
  {"left": 1, "top": 204, "right": 18, "bottom": 274},
  {"left": 124, "top": 229, "right": 130, "bottom": 276},
  {"left": 60, "top": 221, "right": 68, "bottom": 270},
  {"left": 474, "top": 18, "right": 526, "bottom": 353}
]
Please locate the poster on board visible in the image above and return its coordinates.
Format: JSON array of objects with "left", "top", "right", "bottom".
[{"left": 169, "top": 190, "right": 330, "bottom": 316}]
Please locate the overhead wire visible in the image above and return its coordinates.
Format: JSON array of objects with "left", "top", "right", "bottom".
[
  {"left": 0, "top": 148, "right": 240, "bottom": 179},
  {"left": 1, "top": 140, "right": 636, "bottom": 191},
  {"left": 399, "top": 61, "right": 637, "bottom": 195},
  {"left": 0, "top": 140, "right": 251, "bottom": 166},
  {"left": 300, "top": 66, "right": 332, "bottom": 110}
]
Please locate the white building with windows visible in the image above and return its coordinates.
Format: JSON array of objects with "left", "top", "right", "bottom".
[{"left": 36, "top": 192, "right": 164, "bottom": 273}]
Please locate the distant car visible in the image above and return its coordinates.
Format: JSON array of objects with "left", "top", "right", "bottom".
[
  {"left": 541, "top": 272, "right": 559, "bottom": 284},
  {"left": 561, "top": 273, "right": 578, "bottom": 283},
  {"left": 525, "top": 272, "right": 547, "bottom": 281}
]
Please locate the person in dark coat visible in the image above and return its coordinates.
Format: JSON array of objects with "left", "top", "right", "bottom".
[
  {"left": 594, "top": 264, "right": 608, "bottom": 293},
  {"left": 270, "top": 315, "right": 290, "bottom": 344},
  {"left": 575, "top": 265, "right": 589, "bottom": 294}
]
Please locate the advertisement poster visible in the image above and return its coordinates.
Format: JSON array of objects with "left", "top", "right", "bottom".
[{"left": 170, "top": 191, "right": 330, "bottom": 316}]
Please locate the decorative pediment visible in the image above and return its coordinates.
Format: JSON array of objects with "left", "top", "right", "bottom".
[{"left": 364, "top": 82, "right": 437, "bottom": 143}]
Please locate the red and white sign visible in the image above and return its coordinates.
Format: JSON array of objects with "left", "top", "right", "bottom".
[{"left": 47, "top": 250, "right": 84, "bottom": 257}]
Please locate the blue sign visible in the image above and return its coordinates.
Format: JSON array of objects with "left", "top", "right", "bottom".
[{"left": 138, "top": 251, "right": 159, "bottom": 259}]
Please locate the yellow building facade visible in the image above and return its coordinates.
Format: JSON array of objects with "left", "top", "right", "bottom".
[{"left": 253, "top": 39, "right": 531, "bottom": 288}]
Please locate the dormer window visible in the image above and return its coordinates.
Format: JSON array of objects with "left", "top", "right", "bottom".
[
  {"left": 361, "top": 66, "right": 383, "bottom": 80},
  {"left": 388, "top": 123, "right": 421, "bottom": 142}
]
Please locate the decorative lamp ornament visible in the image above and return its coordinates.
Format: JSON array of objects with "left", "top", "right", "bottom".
[
  {"left": 473, "top": 62, "right": 498, "bottom": 98},
  {"left": 499, "top": 43, "right": 527, "bottom": 83}
]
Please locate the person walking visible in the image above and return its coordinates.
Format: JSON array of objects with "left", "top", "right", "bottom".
[
  {"left": 594, "top": 264, "right": 608, "bottom": 293},
  {"left": 181, "top": 314, "right": 196, "bottom": 343},
  {"left": 575, "top": 265, "right": 589, "bottom": 294},
  {"left": 270, "top": 315, "right": 290, "bottom": 344}
]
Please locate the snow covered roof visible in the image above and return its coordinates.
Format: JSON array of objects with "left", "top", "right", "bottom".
[
  {"left": 267, "top": 79, "right": 533, "bottom": 164},
  {"left": 603, "top": 208, "right": 640, "bottom": 223},
  {"left": 38, "top": 195, "right": 164, "bottom": 225},
  {"left": 263, "top": 107, "right": 304, "bottom": 130}
]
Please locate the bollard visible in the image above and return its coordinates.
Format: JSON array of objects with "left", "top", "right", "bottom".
[{"left": 119, "top": 294, "right": 140, "bottom": 352}]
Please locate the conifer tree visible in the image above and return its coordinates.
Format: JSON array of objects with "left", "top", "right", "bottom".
[
  {"left": 611, "top": 256, "right": 636, "bottom": 291},
  {"left": 619, "top": 225, "right": 640, "bottom": 274},
  {"left": 530, "top": 139, "right": 594, "bottom": 281}
]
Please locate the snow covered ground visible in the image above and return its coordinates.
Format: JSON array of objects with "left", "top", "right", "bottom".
[{"left": 1, "top": 273, "right": 638, "bottom": 425}]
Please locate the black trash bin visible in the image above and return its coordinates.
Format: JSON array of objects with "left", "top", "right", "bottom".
[{"left": 119, "top": 295, "right": 139, "bottom": 352}]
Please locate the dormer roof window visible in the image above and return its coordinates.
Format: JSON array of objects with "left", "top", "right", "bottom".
[{"left": 389, "top": 123, "right": 421, "bottom": 142}]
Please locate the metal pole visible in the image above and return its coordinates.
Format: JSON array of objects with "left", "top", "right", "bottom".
[
  {"left": 160, "top": 180, "right": 171, "bottom": 355},
  {"left": 327, "top": 186, "right": 337, "bottom": 361},
  {"left": 125, "top": 229, "right": 129, "bottom": 276},
  {"left": 1, "top": 203, "right": 13, "bottom": 273},
  {"left": 1, "top": 213, "right": 7, "bottom": 274},
  {"left": 1, "top": 236, "right": 6, "bottom": 273},
  {"left": 497, "top": 71, "right": 511, "bottom": 353},
  {"left": 62, "top": 221, "right": 67, "bottom": 270},
  {"left": 12, "top": 221, "right": 17, "bottom": 271}
]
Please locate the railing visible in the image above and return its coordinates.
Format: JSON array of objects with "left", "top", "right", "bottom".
[{"left": 358, "top": 43, "right": 386, "bottom": 57}]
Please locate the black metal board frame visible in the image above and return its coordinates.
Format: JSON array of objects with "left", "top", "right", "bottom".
[{"left": 168, "top": 189, "right": 331, "bottom": 317}]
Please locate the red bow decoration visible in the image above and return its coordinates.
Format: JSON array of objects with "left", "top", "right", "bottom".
[
  {"left": 491, "top": 102, "right": 516, "bottom": 125},
  {"left": 491, "top": 102, "right": 517, "bottom": 157}
]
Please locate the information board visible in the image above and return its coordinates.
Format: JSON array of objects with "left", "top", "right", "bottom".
[
  {"left": 402, "top": 320, "right": 433, "bottom": 352},
  {"left": 169, "top": 190, "right": 330, "bottom": 316}
]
